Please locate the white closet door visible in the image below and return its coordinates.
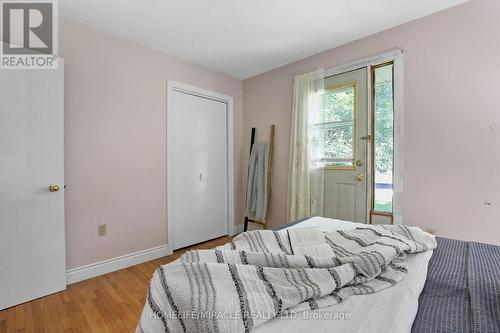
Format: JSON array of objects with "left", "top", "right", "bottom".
[
  {"left": 169, "top": 90, "right": 228, "bottom": 249},
  {"left": 0, "top": 65, "right": 65, "bottom": 310}
]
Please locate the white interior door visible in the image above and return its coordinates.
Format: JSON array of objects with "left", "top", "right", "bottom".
[
  {"left": 323, "top": 68, "right": 368, "bottom": 223},
  {"left": 169, "top": 89, "right": 228, "bottom": 250},
  {"left": 0, "top": 65, "right": 66, "bottom": 310}
]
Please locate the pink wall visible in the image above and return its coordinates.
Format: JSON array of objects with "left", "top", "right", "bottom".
[
  {"left": 60, "top": 17, "right": 243, "bottom": 269},
  {"left": 243, "top": 0, "right": 500, "bottom": 244}
]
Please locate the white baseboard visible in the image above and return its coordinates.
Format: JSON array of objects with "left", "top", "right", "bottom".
[
  {"left": 230, "top": 224, "right": 244, "bottom": 236},
  {"left": 66, "top": 225, "right": 243, "bottom": 285},
  {"left": 66, "top": 244, "right": 171, "bottom": 285}
]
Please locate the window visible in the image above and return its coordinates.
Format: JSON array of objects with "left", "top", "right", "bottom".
[
  {"left": 372, "top": 63, "right": 394, "bottom": 213},
  {"left": 322, "top": 83, "right": 357, "bottom": 168}
]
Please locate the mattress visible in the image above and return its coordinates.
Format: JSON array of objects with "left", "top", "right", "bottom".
[{"left": 251, "top": 217, "right": 434, "bottom": 333}]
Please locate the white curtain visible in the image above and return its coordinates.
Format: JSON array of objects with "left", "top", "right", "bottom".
[{"left": 287, "top": 69, "right": 325, "bottom": 221}]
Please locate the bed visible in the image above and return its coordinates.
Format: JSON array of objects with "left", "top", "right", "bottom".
[
  {"left": 253, "top": 217, "right": 433, "bottom": 333},
  {"left": 275, "top": 217, "right": 500, "bottom": 333},
  {"left": 137, "top": 217, "right": 500, "bottom": 333}
]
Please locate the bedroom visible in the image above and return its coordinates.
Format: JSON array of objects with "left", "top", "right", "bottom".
[{"left": 0, "top": 0, "right": 499, "bottom": 332}]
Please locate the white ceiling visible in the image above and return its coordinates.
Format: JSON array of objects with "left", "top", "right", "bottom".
[{"left": 60, "top": 0, "right": 468, "bottom": 79}]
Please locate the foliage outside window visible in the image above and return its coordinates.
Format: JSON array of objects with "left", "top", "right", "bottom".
[
  {"left": 373, "top": 64, "right": 394, "bottom": 213},
  {"left": 322, "top": 84, "right": 356, "bottom": 168}
]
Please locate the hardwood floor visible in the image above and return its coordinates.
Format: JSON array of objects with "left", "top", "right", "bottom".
[{"left": 0, "top": 236, "right": 233, "bottom": 333}]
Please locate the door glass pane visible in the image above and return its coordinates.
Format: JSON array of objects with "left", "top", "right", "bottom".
[
  {"left": 373, "top": 64, "right": 394, "bottom": 213},
  {"left": 324, "top": 125, "right": 353, "bottom": 159},
  {"left": 323, "top": 84, "right": 356, "bottom": 167},
  {"left": 324, "top": 86, "right": 355, "bottom": 122}
]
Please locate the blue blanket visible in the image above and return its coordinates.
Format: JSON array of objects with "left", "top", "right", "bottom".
[{"left": 412, "top": 237, "right": 500, "bottom": 333}]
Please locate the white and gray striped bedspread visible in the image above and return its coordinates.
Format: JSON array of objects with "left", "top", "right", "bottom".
[
  {"left": 137, "top": 225, "right": 436, "bottom": 333},
  {"left": 411, "top": 237, "right": 500, "bottom": 333}
]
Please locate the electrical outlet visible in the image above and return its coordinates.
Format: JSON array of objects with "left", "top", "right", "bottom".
[{"left": 98, "top": 224, "right": 107, "bottom": 236}]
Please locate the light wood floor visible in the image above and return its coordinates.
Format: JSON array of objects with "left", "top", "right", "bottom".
[{"left": 0, "top": 235, "right": 233, "bottom": 333}]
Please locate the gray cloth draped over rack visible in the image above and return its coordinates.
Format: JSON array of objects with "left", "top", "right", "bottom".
[{"left": 245, "top": 143, "right": 269, "bottom": 221}]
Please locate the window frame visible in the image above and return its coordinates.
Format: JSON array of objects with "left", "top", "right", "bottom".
[{"left": 322, "top": 81, "right": 359, "bottom": 171}]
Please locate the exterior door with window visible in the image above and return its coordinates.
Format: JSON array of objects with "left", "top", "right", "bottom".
[{"left": 323, "top": 68, "right": 368, "bottom": 222}]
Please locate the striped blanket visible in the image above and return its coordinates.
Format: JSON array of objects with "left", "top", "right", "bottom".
[
  {"left": 137, "top": 225, "right": 436, "bottom": 333},
  {"left": 412, "top": 237, "right": 500, "bottom": 333}
]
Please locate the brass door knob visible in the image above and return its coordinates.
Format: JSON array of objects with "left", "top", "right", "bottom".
[
  {"left": 356, "top": 174, "right": 365, "bottom": 182},
  {"left": 48, "top": 184, "right": 60, "bottom": 192}
]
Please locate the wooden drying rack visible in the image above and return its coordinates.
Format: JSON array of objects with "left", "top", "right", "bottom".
[{"left": 243, "top": 125, "right": 275, "bottom": 231}]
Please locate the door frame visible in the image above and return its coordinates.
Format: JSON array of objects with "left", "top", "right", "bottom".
[
  {"left": 166, "top": 81, "right": 234, "bottom": 252},
  {"left": 324, "top": 49, "right": 404, "bottom": 225}
]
